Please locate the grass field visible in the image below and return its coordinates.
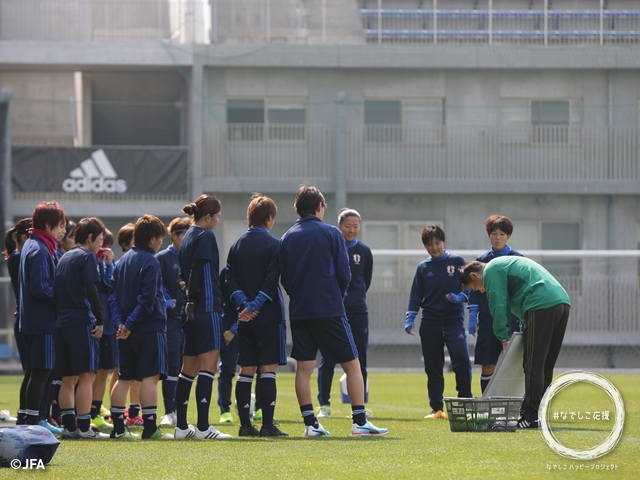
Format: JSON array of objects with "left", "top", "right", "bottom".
[{"left": 0, "top": 371, "right": 638, "bottom": 479}]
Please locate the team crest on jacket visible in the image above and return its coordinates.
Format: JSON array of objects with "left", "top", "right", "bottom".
[
  {"left": 353, "top": 254, "right": 361, "bottom": 264},
  {"left": 447, "top": 265, "right": 455, "bottom": 276}
]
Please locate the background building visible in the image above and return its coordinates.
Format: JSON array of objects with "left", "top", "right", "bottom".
[{"left": 1, "top": 0, "right": 639, "bottom": 368}]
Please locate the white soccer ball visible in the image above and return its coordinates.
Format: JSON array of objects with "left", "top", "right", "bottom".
[{"left": 0, "top": 428, "right": 28, "bottom": 467}]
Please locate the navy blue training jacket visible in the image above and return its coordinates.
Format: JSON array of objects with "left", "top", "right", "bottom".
[
  {"left": 19, "top": 235, "right": 57, "bottom": 334},
  {"left": 344, "top": 239, "right": 373, "bottom": 315},
  {"left": 178, "top": 225, "right": 221, "bottom": 313},
  {"left": 226, "top": 228, "right": 285, "bottom": 326},
  {"left": 55, "top": 246, "right": 101, "bottom": 328},
  {"left": 156, "top": 245, "right": 186, "bottom": 319},
  {"left": 99, "top": 260, "right": 116, "bottom": 335},
  {"left": 279, "top": 216, "right": 350, "bottom": 321},
  {"left": 109, "top": 245, "right": 167, "bottom": 336},
  {"left": 407, "top": 251, "right": 466, "bottom": 323}
]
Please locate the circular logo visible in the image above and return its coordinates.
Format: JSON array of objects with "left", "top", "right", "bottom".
[
  {"left": 10, "top": 458, "right": 21, "bottom": 469},
  {"left": 539, "top": 371, "right": 625, "bottom": 460}
]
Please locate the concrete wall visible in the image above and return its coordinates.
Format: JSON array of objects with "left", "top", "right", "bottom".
[
  {"left": 0, "top": 71, "right": 75, "bottom": 145},
  {"left": 208, "top": 67, "right": 639, "bottom": 126}
]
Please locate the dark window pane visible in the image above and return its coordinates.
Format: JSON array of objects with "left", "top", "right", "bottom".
[
  {"left": 364, "top": 101, "right": 402, "bottom": 125},
  {"left": 542, "top": 222, "right": 581, "bottom": 279},
  {"left": 227, "top": 100, "right": 265, "bottom": 123},
  {"left": 267, "top": 107, "right": 306, "bottom": 124},
  {"left": 531, "top": 101, "right": 570, "bottom": 126}
]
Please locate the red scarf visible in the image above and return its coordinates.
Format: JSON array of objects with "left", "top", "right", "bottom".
[{"left": 29, "top": 228, "right": 58, "bottom": 259}]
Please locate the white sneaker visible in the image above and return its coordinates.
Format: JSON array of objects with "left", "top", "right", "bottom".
[
  {"left": 174, "top": 425, "right": 196, "bottom": 439},
  {"left": 304, "top": 423, "right": 330, "bottom": 437},
  {"left": 0, "top": 410, "right": 17, "bottom": 422},
  {"left": 160, "top": 412, "right": 177, "bottom": 427},
  {"left": 61, "top": 428, "right": 77, "bottom": 439},
  {"left": 77, "top": 428, "right": 110, "bottom": 439},
  {"left": 195, "top": 425, "right": 232, "bottom": 440},
  {"left": 316, "top": 406, "right": 331, "bottom": 419},
  {"left": 351, "top": 420, "right": 388, "bottom": 436}
]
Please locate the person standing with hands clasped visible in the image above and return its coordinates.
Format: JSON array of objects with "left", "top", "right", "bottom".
[
  {"left": 404, "top": 224, "right": 472, "bottom": 420},
  {"left": 226, "top": 194, "right": 288, "bottom": 437},
  {"left": 459, "top": 257, "right": 570, "bottom": 429},
  {"left": 109, "top": 215, "right": 172, "bottom": 440}
]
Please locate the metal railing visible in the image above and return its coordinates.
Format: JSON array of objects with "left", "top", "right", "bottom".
[
  {"left": 2, "top": 253, "right": 639, "bottom": 365},
  {"left": 366, "top": 250, "right": 640, "bottom": 346},
  {"left": 204, "top": 123, "right": 640, "bottom": 182},
  {"left": 363, "top": 2, "right": 640, "bottom": 45},
  {"left": 204, "top": 123, "right": 334, "bottom": 179}
]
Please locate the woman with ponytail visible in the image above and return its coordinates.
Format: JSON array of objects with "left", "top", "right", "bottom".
[
  {"left": 1, "top": 218, "right": 31, "bottom": 423},
  {"left": 173, "top": 194, "right": 231, "bottom": 440}
]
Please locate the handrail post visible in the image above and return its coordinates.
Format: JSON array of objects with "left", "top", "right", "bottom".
[
  {"left": 488, "top": 0, "right": 493, "bottom": 45},
  {"left": 544, "top": 0, "right": 548, "bottom": 45},
  {"left": 600, "top": 0, "right": 604, "bottom": 45},
  {"left": 377, "top": 0, "right": 382, "bottom": 44},
  {"left": 433, "top": 0, "right": 437, "bottom": 44},
  {"left": 322, "top": 0, "right": 326, "bottom": 43},
  {"left": 335, "top": 92, "right": 347, "bottom": 222},
  {"left": 267, "top": 0, "right": 271, "bottom": 42}
]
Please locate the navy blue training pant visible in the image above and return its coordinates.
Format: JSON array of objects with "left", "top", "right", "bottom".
[{"left": 419, "top": 320, "right": 472, "bottom": 412}]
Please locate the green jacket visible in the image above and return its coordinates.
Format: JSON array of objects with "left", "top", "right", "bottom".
[{"left": 483, "top": 256, "right": 571, "bottom": 341}]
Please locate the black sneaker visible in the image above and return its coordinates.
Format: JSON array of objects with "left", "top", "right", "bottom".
[
  {"left": 238, "top": 425, "right": 260, "bottom": 437},
  {"left": 259, "top": 425, "right": 289, "bottom": 437},
  {"left": 517, "top": 417, "right": 540, "bottom": 429}
]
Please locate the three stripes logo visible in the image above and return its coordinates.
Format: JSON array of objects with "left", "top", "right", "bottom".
[{"left": 62, "top": 149, "right": 127, "bottom": 193}]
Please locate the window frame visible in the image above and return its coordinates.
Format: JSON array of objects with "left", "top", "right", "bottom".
[
  {"left": 500, "top": 98, "right": 583, "bottom": 146},
  {"left": 226, "top": 96, "right": 308, "bottom": 144},
  {"left": 363, "top": 98, "right": 445, "bottom": 146}
]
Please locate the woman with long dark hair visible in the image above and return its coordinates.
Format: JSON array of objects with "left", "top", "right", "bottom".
[{"left": 174, "top": 194, "right": 231, "bottom": 440}]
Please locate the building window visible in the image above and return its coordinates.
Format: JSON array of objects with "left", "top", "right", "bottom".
[
  {"left": 364, "top": 99, "right": 443, "bottom": 144},
  {"left": 227, "top": 98, "right": 307, "bottom": 142},
  {"left": 501, "top": 99, "right": 582, "bottom": 144},
  {"left": 541, "top": 221, "right": 582, "bottom": 296}
]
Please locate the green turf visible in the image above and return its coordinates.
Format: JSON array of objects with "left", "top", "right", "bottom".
[{"left": 0, "top": 372, "right": 638, "bottom": 479}]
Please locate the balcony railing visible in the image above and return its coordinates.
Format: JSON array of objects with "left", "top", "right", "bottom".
[{"left": 205, "top": 124, "right": 640, "bottom": 183}]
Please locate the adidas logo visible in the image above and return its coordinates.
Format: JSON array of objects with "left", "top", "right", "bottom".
[
  {"left": 62, "top": 149, "right": 127, "bottom": 193},
  {"left": 270, "top": 401, "right": 275, "bottom": 406},
  {"left": 148, "top": 415, "right": 155, "bottom": 421},
  {"left": 200, "top": 398, "right": 208, "bottom": 404},
  {"left": 183, "top": 401, "right": 189, "bottom": 405},
  {"left": 243, "top": 404, "right": 250, "bottom": 409}
]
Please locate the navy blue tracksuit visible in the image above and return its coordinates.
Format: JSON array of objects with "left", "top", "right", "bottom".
[
  {"left": 407, "top": 251, "right": 472, "bottom": 411},
  {"left": 318, "top": 239, "right": 372, "bottom": 406}
]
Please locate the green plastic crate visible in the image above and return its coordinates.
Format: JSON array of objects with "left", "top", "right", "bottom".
[{"left": 444, "top": 397, "right": 523, "bottom": 432}]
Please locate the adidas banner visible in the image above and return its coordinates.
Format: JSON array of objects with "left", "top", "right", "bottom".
[{"left": 12, "top": 147, "right": 187, "bottom": 194}]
